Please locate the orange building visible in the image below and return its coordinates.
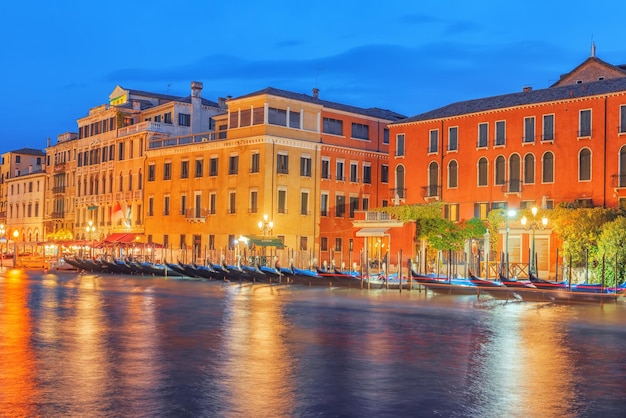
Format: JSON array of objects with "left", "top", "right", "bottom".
[
  {"left": 388, "top": 53, "right": 626, "bottom": 278},
  {"left": 143, "top": 87, "right": 405, "bottom": 268}
]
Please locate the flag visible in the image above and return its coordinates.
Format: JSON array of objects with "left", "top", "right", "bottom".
[{"left": 112, "top": 202, "right": 124, "bottom": 223}]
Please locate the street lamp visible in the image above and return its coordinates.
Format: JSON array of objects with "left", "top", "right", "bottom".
[
  {"left": 0, "top": 224, "right": 5, "bottom": 268},
  {"left": 86, "top": 220, "right": 96, "bottom": 258},
  {"left": 258, "top": 214, "right": 273, "bottom": 237},
  {"left": 521, "top": 207, "right": 548, "bottom": 275},
  {"left": 13, "top": 229, "right": 19, "bottom": 268},
  {"left": 504, "top": 209, "right": 517, "bottom": 278}
]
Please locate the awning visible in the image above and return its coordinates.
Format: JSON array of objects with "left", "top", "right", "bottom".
[
  {"left": 243, "top": 235, "right": 285, "bottom": 247},
  {"left": 355, "top": 227, "right": 390, "bottom": 237},
  {"left": 103, "top": 233, "right": 140, "bottom": 244}
]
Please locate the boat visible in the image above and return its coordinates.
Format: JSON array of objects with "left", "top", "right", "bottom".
[
  {"left": 467, "top": 274, "right": 518, "bottom": 300},
  {"left": 192, "top": 263, "right": 221, "bottom": 280}
]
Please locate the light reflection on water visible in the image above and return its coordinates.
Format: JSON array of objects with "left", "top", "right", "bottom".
[{"left": 0, "top": 271, "right": 625, "bottom": 417}]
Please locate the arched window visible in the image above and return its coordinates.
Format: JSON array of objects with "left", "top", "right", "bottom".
[
  {"left": 478, "top": 157, "right": 488, "bottom": 186},
  {"left": 119, "top": 172, "right": 124, "bottom": 192},
  {"left": 524, "top": 154, "right": 535, "bottom": 184},
  {"left": 495, "top": 156, "right": 505, "bottom": 185},
  {"left": 579, "top": 148, "right": 591, "bottom": 181},
  {"left": 128, "top": 170, "right": 133, "bottom": 191},
  {"left": 448, "top": 160, "right": 458, "bottom": 188},
  {"left": 509, "top": 154, "right": 520, "bottom": 192},
  {"left": 428, "top": 161, "right": 439, "bottom": 197},
  {"left": 395, "top": 165, "right": 405, "bottom": 199},
  {"left": 619, "top": 146, "right": 626, "bottom": 187},
  {"left": 542, "top": 152, "right": 554, "bottom": 183}
]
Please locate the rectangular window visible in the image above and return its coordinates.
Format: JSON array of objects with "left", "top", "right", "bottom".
[
  {"left": 495, "top": 121, "right": 506, "bottom": 146},
  {"left": 543, "top": 114, "right": 555, "bottom": 141},
  {"left": 321, "top": 237, "right": 328, "bottom": 251},
  {"left": 164, "top": 112, "right": 172, "bottom": 124},
  {"left": 209, "top": 157, "right": 218, "bottom": 176},
  {"left": 334, "top": 238, "right": 342, "bottom": 252},
  {"left": 323, "top": 117, "right": 343, "bottom": 135},
  {"left": 362, "top": 197, "right": 369, "bottom": 211},
  {"left": 209, "top": 193, "right": 216, "bottom": 214},
  {"left": 148, "top": 164, "right": 155, "bottom": 181},
  {"left": 335, "top": 195, "right": 345, "bottom": 217},
  {"left": 524, "top": 117, "right": 535, "bottom": 143},
  {"left": 192, "top": 159, "right": 202, "bottom": 177},
  {"left": 349, "top": 196, "right": 359, "bottom": 218},
  {"left": 396, "top": 134, "right": 405, "bottom": 156},
  {"left": 336, "top": 161, "right": 344, "bottom": 181},
  {"left": 178, "top": 113, "right": 191, "bottom": 126},
  {"left": 351, "top": 123, "right": 369, "bottom": 140},
  {"left": 240, "top": 109, "right": 251, "bottom": 127},
  {"left": 180, "top": 195, "right": 187, "bottom": 215},
  {"left": 478, "top": 123, "right": 488, "bottom": 147},
  {"left": 250, "top": 153, "right": 260, "bottom": 173},
  {"left": 228, "top": 155, "right": 239, "bottom": 175},
  {"left": 250, "top": 191, "right": 258, "bottom": 213},
  {"left": 579, "top": 109, "right": 591, "bottom": 137},
  {"left": 181, "top": 160, "right": 189, "bottom": 179},
  {"left": 362, "top": 164, "right": 371, "bottom": 184},
  {"left": 163, "top": 162, "right": 171, "bottom": 180},
  {"left": 321, "top": 159, "right": 330, "bottom": 179},
  {"left": 228, "top": 192, "right": 236, "bottom": 214},
  {"left": 321, "top": 193, "right": 329, "bottom": 216},
  {"left": 473, "top": 202, "right": 489, "bottom": 220},
  {"left": 350, "top": 163, "right": 358, "bottom": 182},
  {"left": 429, "top": 130, "right": 439, "bottom": 153},
  {"left": 118, "top": 142, "right": 125, "bottom": 160},
  {"left": 278, "top": 189, "right": 287, "bottom": 213},
  {"left": 148, "top": 197, "right": 154, "bottom": 216},
  {"left": 300, "top": 236, "right": 308, "bottom": 251},
  {"left": 383, "top": 128, "right": 389, "bottom": 144},
  {"left": 277, "top": 154, "right": 289, "bottom": 174},
  {"left": 163, "top": 196, "right": 170, "bottom": 216},
  {"left": 300, "top": 156, "right": 312, "bottom": 177},
  {"left": 444, "top": 204, "right": 459, "bottom": 222},
  {"left": 268, "top": 107, "right": 287, "bottom": 126},
  {"left": 619, "top": 105, "right": 626, "bottom": 133},
  {"left": 289, "top": 110, "right": 300, "bottom": 129},
  {"left": 381, "top": 164, "right": 389, "bottom": 183},
  {"left": 300, "top": 191, "right": 309, "bottom": 215},
  {"left": 208, "top": 234, "right": 215, "bottom": 250},
  {"left": 448, "top": 127, "right": 458, "bottom": 151}
]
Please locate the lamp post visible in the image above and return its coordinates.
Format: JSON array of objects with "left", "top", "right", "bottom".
[
  {"left": 504, "top": 209, "right": 517, "bottom": 278},
  {"left": 0, "top": 224, "right": 5, "bottom": 268},
  {"left": 13, "top": 229, "right": 19, "bottom": 268},
  {"left": 258, "top": 214, "right": 274, "bottom": 265},
  {"left": 86, "top": 220, "right": 96, "bottom": 258},
  {"left": 521, "top": 207, "right": 548, "bottom": 275},
  {"left": 258, "top": 214, "right": 273, "bottom": 237}
]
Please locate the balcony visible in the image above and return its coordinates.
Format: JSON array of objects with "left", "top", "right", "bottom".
[
  {"left": 51, "top": 211, "right": 65, "bottom": 219},
  {"left": 148, "top": 132, "right": 219, "bottom": 149},
  {"left": 185, "top": 207, "right": 208, "bottom": 223},
  {"left": 389, "top": 187, "right": 406, "bottom": 199},
  {"left": 502, "top": 180, "right": 523, "bottom": 195},
  {"left": 421, "top": 185, "right": 441, "bottom": 201},
  {"left": 611, "top": 174, "right": 626, "bottom": 188},
  {"left": 52, "top": 186, "right": 66, "bottom": 194}
]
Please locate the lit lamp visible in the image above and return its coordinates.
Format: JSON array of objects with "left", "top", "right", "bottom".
[
  {"left": 13, "top": 229, "right": 19, "bottom": 268},
  {"left": 521, "top": 207, "right": 548, "bottom": 275},
  {"left": 0, "top": 224, "right": 5, "bottom": 268},
  {"left": 258, "top": 214, "right": 273, "bottom": 237},
  {"left": 86, "top": 220, "right": 96, "bottom": 258},
  {"left": 504, "top": 209, "right": 517, "bottom": 279}
]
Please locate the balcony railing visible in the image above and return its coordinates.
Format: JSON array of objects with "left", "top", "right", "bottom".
[
  {"left": 611, "top": 174, "right": 626, "bottom": 188},
  {"left": 422, "top": 185, "right": 441, "bottom": 199},
  {"left": 52, "top": 186, "right": 66, "bottom": 194},
  {"left": 502, "top": 180, "right": 523, "bottom": 194},
  {"left": 364, "top": 211, "right": 391, "bottom": 222},
  {"left": 51, "top": 211, "right": 65, "bottom": 219},
  {"left": 389, "top": 188, "right": 406, "bottom": 199},
  {"left": 185, "top": 207, "right": 208, "bottom": 223}
]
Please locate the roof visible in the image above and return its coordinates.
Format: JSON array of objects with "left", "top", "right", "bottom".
[
  {"left": 551, "top": 56, "right": 626, "bottom": 87},
  {"left": 9, "top": 148, "right": 45, "bottom": 156},
  {"left": 232, "top": 87, "right": 407, "bottom": 121},
  {"left": 395, "top": 76, "right": 626, "bottom": 125}
]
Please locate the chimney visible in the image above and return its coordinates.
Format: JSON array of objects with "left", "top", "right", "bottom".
[
  {"left": 218, "top": 97, "right": 228, "bottom": 109},
  {"left": 523, "top": 86, "right": 532, "bottom": 92},
  {"left": 191, "top": 81, "right": 203, "bottom": 98},
  {"left": 312, "top": 88, "right": 319, "bottom": 99},
  {"left": 29, "top": 165, "right": 33, "bottom": 174},
  {"left": 132, "top": 100, "right": 141, "bottom": 110}
]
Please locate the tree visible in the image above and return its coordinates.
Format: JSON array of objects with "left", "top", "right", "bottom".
[{"left": 593, "top": 216, "right": 626, "bottom": 286}]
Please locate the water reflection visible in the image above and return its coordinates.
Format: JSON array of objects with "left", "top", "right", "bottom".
[
  {"left": 218, "top": 283, "right": 296, "bottom": 417},
  {"left": 0, "top": 269, "right": 38, "bottom": 416}
]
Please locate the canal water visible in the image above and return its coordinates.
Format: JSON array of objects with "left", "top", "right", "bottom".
[{"left": 1, "top": 269, "right": 625, "bottom": 417}]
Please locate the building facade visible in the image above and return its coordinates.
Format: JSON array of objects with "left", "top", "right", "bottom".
[{"left": 389, "top": 54, "right": 626, "bottom": 277}]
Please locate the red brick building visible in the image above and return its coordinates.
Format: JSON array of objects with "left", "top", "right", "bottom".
[{"left": 388, "top": 53, "right": 626, "bottom": 278}]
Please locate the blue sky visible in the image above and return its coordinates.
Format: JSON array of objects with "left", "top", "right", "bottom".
[{"left": 2, "top": 0, "right": 625, "bottom": 151}]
